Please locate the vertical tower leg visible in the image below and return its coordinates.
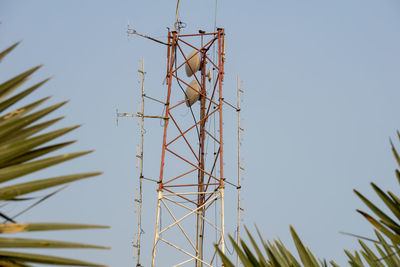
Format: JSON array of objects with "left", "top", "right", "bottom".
[
  {"left": 151, "top": 190, "right": 162, "bottom": 267},
  {"left": 151, "top": 30, "right": 175, "bottom": 267},
  {"left": 220, "top": 187, "right": 225, "bottom": 256}
]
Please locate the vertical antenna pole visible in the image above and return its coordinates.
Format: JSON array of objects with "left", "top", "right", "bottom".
[
  {"left": 136, "top": 58, "right": 145, "bottom": 267},
  {"left": 236, "top": 76, "right": 242, "bottom": 267},
  {"left": 218, "top": 28, "right": 226, "bottom": 258},
  {"left": 174, "top": 0, "right": 181, "bottom": 31}
]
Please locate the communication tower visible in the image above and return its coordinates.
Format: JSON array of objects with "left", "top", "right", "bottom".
[
  {"left": 120, "top": 4, "right": 245, "bottom": 266},
  {"left": 149, "top": 28, "right": 227, "bottom": 267}
]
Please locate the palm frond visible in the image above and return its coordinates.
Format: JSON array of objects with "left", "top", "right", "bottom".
[{"left": 0, "top": 42, "right": 109, "bottom": 266}]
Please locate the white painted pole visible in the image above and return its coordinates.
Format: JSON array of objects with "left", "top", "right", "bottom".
[
  {"left": 151, "top": 191, "right": 162, "bottom": 267},
  {"left": 236, "top": 76, "right": 242, "bottom": 267},
  {"left": 136, "top": 58, "right": 145, "bottom": 266}
]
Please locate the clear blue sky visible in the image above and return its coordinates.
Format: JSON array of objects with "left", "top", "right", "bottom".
[{"left": 1, "top": 0, "right": 400, "bottom": 266}]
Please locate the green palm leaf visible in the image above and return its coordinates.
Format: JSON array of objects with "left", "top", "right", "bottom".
[
  {"left": 0, "top": 42, "right": 20, "bottom": 62},
  {"left": 1, "top": 141, "right": 76, "bottom": 168},
  {"left": 0, "top": 78, "right": 50, "bottom": 113},
  {"left": 0, "top": 172, "right": 102, "bottom": 200},
  {"left": 217, "top": 226, "right": 326, "bottom": 267},
  {"left": 0, "top": 223, "right": 109, "bottom": 234},
  {"left": 0, "top": 125, "right": 80, "bottom": 164},
  {"left": 0, "top": 150, "right": 94, "bottom": 183},
  {"left": 0, "top": 237, "right": 110, "bottom": 249},
  {"left": 0, "top": 65, "right": 41, "bottom": 101},
  {"left": 0, "top": 42, "right": 109, "bottom": 266},
  {"left": 0, "top": 117, "right": 64, "bottom": 146},
  {"left": 0, "top": 251, "right": 106, "bottom": 266},
  {"left": 290, "top": 225, "right": 319, "bottom": 267},
  {"left": 0, "top": 100, "right": 67, "bottom": 137},
  {"left": 0, "top": 260, "right": 33, "bottom": 267}
]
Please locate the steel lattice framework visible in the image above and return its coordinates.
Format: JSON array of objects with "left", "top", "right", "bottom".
[{"left": 151, "top": 28, "right": 226, "bottom": 267}]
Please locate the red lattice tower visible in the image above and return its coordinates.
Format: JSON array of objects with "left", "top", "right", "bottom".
[{"left": 151, "top": 28, "right": 226, "bottom": 267}]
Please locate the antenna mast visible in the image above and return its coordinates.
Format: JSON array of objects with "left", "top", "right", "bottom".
[
  {"left": 236, "top": 76, "right": 244, "bottom": 267},
  {"left": 116, "top": 59, "right": 146, "bottom": 267},
  {"left": 136, "top": 59, "right": 145, "bottom": 266},
  {"left": 117, "top": 58, "right": 166, "bottom": 266}
]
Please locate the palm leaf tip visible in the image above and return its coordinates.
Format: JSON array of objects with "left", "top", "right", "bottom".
[
  {"left": 0, "top": 41, "right": 21, "bottom": 62},
  {"left": 289, "top": 225, "right": 317, "bottom": 267},
  {"left": 214, "top": 244, "right": 235, "bottom": 267},
  {"left": 391, "top": 138, "right": 400, "bottom": 167},
  {"left": 0, "top": 77, "right": 51, "bottom": 113},
  {"left": 0, "top": 65, "right": 43, "bottom": 102},
  {"left": 356, "top": 209, "right": 382, "bottom": 230}
]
